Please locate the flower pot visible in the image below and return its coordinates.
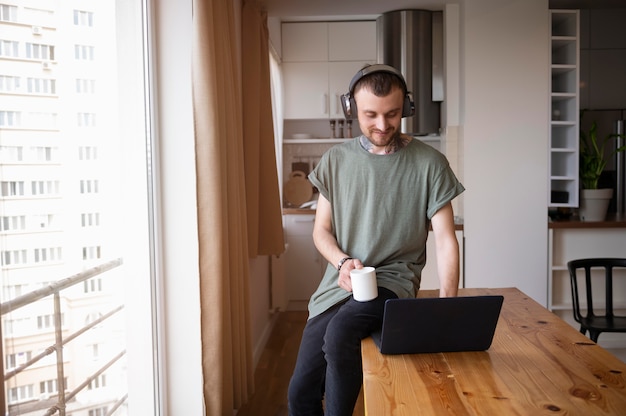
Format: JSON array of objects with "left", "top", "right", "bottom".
[{"left": 579, "top": 188, "right": 613, "bottom": 221}]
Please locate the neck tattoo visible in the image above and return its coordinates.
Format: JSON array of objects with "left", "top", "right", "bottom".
[{"left": 360, "top": 134, "right": 410, "bottom": 154}]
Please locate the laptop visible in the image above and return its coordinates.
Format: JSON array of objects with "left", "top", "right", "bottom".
[{"left": 371, "top": 295, "right": 504, "bottom": 355}]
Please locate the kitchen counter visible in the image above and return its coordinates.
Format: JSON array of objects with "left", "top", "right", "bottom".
[
  {"left": 282, "top": 208, "right": 465, "bottom": 231},
  {"left": 548, "top": 214, "right": 626, "bottom": 229}
]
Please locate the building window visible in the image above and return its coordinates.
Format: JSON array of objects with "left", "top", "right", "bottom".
[
  {"left": 0, "top": 110, "right": 21, "bottom": 127},
  {"left": 1, "top": 249, "right": 27, "bottom": 266},
  {"left": 81, "top": 212, "right": 100, "bottom": 227},
  {"left": 0, "top": 215, "right": 26, "bottom": 232},
  {"left": 27, "top": 77, "right": 56, "bottom": 95},
  {"left": 0, "top": 146, "right": 23, "bottom": 162},
  {"left": 76, "top": 78, "right": 96, "bottom": 94},
  {"left": 80, "top": 179, "right": 99, "bottom": 194},
  {"left": 84, "top": 278, "right": 103, "bottom": 293},
  {"left": 79, "top": 146, "right": 98, "bottom": 160},
  {"left": 37, "top": 313, "right": 64, "bottom": 330},
  {"left": 33, "top": 247, "right": 62, "bottom": 264},
  {"left": 88, "top": 407, "right": 108, "bottom": 416},
  {"left": 82, "top": 246, "right": 101, "bottom": 260},
  {"left": 88, "top": 374, "right": 106, "bottom": 390},
  {"left": 7, "top": 384, "right": 34, "bottom": 404},
  {"left": 26, "top": 42, "right": 55, "bottom": 60},
  {"left": 0, "top": 4, "right": 18, "bottom": 22},
  {"left": 3, "top": 283, "right": 29, "bottom": 300},
  {"left": 77, "top": 112, "right": 96, "bottom": 127},
  {"left": 1, "top": 181, "right": 25, "bottom": 197},
  {"left": 0, "top": 75, "right": 20, "bottom": 92},
  {"left": 32, "top": 146, "right": 56, "bottom": 162},
  {"left": 74, "top": 44, "right": 95, "bottom": 61},
  {"left": 31, "top": 180, "right": 60, "bottom": 196},
  {"left": 0, "top": 39, "right": 18, "bottom": 57},
  {"left": 74, "top": 10, "right": 94, "bottom": 27},
  {"left": 5, "top": 351, "right": 32, "bottom": 370}
]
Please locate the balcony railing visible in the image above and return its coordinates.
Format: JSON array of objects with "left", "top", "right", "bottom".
[{"left": 1, "top": 258, "right": 126, "bottom": 416}]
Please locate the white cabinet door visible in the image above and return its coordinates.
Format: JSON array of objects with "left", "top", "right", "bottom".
[
  {"left": 283, "top": 62, "right": 330, "bottom": 119},
  {"left": 328, "top": 21, "right": 377, "bottom": 61},
  {"left": 328, "top": 61, "right": 375, "bottom": 119},
  {"left": 420, "top": 230, "right": 464, "bottom": 290},
  {"left": 283, "top": 214, "right": 325, "bottom": 310},
  {"left": 282, "top": 22, "right": 328, "bottom": 62}
]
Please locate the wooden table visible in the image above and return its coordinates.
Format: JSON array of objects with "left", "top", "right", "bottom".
[{"left": 361, "top": 287, "right": 626, "bottom": 415}]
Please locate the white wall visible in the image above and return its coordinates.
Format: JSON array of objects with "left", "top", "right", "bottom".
[
  {"left": 462, "top": 0, "right": 550, "bottom": 304},
  {"left": 155, "top": 0, "right": 204, "bottom": 414}
]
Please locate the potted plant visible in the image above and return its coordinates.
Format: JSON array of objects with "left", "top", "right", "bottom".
[{"left": 579, "top": 111, "right": 626, "bottom": 221}]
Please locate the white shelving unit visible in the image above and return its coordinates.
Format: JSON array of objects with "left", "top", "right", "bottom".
[
  {"left": 548, "top": 226, "right": 626, "bottom": 348},
  {"left": 549, "top": 10, "right": 579, "bottom": 208}
]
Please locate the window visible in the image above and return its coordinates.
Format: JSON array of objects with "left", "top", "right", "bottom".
[
  {"left": 73, "top": 10, "right": 94, "bottom": 27},
  {"left": 82, "top": 246, "right": 101, "bottom": 260},
  {"left": 88, "top": 407, "right": 108, "bottom": 416},
  {"left": 79, "top": 179, "right": 99, "bottom": 194},
  {"left": 1, "top": 181, "right": 25, "bottom": 197},
  {"left": 5, "top": 351, "right": 32, "bottom": 370},
  {"left": 26, "top": 42, "right": 55, "bottom": 60},
  {"left": 88, "top": 374, "right": 106, "bottom": 390},
  {"left": 76, "top": 78, "right": 96, "bottom": 94},
  {"left": 74, "top": 44, "right": 95, "bottom": 61},
  {"left": 0, "top": 111, "right": 21, "bottom": 127},
  {"left": 7, "top": 384, "right": 34, "bottom": 404},
  {"left": 81, "top": 212, "right": 101, "bottom": 227},
  {"left": 33, "top": 247, "right": 62, "bottom": 264},
  {"left": 32, "top": 146, "right": 56, "bottom": 162},
  {"left": 27, "top": 77, "right": 56, "bottom": 94},
  {"left": 84, "top": 278, "right": 103, "bottom": 294},
  {"left": 0, "top": 75, "right": 20, "bottom": 92},
  {"left": 79, "top": 146, "right": 98, "bottom": 160},
  {"left": 1, "top": 1, "right": 159, "bottom": 414},
  {"left": 0, "top": 4, "right": 18, "bottom": 22},
  {"left": 1, "top": 249, "right": 27, "bottom": 266},
  {"left": 0, "top": 146, "right": 23, "bottom": 162},
  {"left": 77, "top": 112, "right": 96, "bottom": 127},
  {"left": 31, "top": 180, "right": 60, "bottom": 196},
  {"left": 0, "top": 215, "right": 26, "bottom": 232},
  {"left": 0, "top": 39, "right": 18, "bottom": 57}
]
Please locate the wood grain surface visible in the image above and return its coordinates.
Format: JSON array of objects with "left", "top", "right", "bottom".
[{"left": 361, "top": 287, "right": 626, "bottom": 415}]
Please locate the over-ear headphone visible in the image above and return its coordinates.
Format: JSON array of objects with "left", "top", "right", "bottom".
[{"left": 340, "top": 64, "right": 415, "bottom": 120}]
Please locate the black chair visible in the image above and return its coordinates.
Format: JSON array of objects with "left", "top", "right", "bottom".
[{"left": 567, "top": 258, "right": 626, "bottom": 343}]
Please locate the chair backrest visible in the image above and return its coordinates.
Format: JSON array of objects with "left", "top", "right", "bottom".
[{"left": 567, "top": 258, "right": 626, "bottom": 322}]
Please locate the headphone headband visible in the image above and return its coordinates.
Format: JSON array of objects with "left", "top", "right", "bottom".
[
  {"left": 341, "top": 64, "right": 415, "bottom": 120},
  {"left": 347, "top": 64, "right": 408, "bottom": 96}
]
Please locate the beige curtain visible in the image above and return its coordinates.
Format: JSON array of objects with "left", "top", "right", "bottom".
[
  {"left": 242, "top": 0, "right": 285, "bottom": 257},
  {"left": 192, "top": 0, "right": 284, "bottom": 414}
]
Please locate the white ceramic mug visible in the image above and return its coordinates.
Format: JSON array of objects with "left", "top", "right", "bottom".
[{"left": 349, "top": 266, "right": 378, "bottom": 302}]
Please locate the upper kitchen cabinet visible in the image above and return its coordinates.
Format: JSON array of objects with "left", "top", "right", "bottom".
[
  {"left": 282, "top": 21, "right": 377, "bottom": 120},
  {"left": 549, "top": 10, "right": 579, "bottom": 208}
]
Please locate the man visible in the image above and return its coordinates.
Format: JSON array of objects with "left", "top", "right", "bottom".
[{"left": 287, "top": 64, "right": 464, "bottom": 416}]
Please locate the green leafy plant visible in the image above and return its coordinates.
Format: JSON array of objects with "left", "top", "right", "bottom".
[{"left": 579, "top": 111, "right": 626, "bottom": 189}]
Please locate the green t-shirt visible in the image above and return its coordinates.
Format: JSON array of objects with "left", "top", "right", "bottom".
[{"left": 307, "top": 136, "right": 465, "bottom": 319}]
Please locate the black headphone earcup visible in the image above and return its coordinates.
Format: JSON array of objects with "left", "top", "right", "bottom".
[
  {"left": 341, "top": 94, "right": 358, "bottom": 119},
  {"left": 402, "top": 94, "right": 415, "bottom": 118}
]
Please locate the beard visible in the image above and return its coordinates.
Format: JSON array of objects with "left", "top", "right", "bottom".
[{"left": 365, "top": 127, "right": 401, "bottom": 148}]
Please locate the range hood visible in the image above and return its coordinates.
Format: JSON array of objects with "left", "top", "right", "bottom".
[{"left": 377, "top": 10, "right": 443, "bottom": 136}]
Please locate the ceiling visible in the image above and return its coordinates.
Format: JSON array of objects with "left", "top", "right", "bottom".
[
  {"left": 261, "top": 0, "right": 451, "bottom": 19},
  {"left": 262, "top": 0, "right": 626, "bottom": 19}
]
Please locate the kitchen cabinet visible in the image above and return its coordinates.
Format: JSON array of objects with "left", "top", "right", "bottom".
[
  {"left": 283, "top": 213, "right": 464, "bottom": 310},
  {"left": 549, "top": 10, "right": 579, "bottom": 208},
  {"left": 282, "top": 21, "right": 376, "bottom": 120},
  {"left": 547, "top": 222, "right": 626, "bottom": 349},
  {"left": 283, "top": 214, "right": 325, "bottom": 310}
]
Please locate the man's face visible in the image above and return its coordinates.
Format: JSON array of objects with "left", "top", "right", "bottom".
[{"left": 354, "top": 85, "right": 404, "bottom": 148}]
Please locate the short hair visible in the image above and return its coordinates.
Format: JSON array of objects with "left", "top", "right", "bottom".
[{"left": 353, "top": 70, "right": 407, "bottom": 97}]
